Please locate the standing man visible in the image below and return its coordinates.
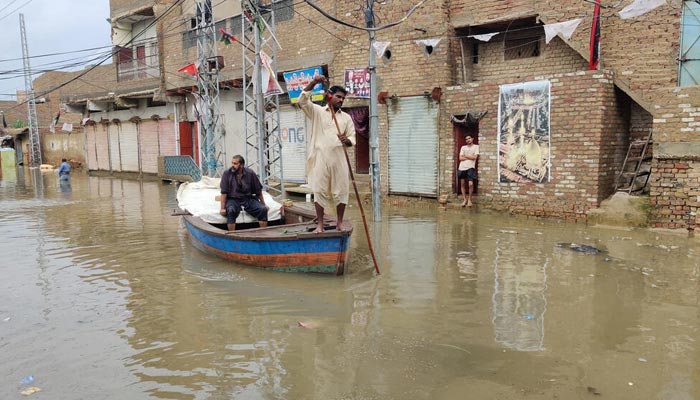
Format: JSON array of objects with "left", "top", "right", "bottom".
[
  {"left": 298, "top": 74, "right": 356, "bottom": 232},
  {"left": 58, "top": 158, "right": 71, "bottom": 181},
  {"left": 458, "top": 135, "right": 479, "bottom": 207},
  {"left": 219, "top": 155, "right": 269, "bottom": 231}
]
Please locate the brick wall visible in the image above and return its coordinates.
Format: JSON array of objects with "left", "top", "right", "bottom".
[
  {"left": 451, "top": 0, "right": 682, "bottom": 98},
  {"left": 649, "top": 158, "right": 700, "bottom": 230},
  {"left": 470, "top": 36, "right": 589, "bottom": 82},
  {"left": 443, "top": 71, "right": 622, "bottom": 221},
  {"left": 41, "top": 0, "right": 695, "bottom": 229},
  {"left": 651, "top": 87, "right": 700, "bottom": 142}
]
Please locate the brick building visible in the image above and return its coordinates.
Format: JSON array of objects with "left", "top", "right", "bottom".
[{"left": 49, "top": 0, "right": 699, "bottom": 230}]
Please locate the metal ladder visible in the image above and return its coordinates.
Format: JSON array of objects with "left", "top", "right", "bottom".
[{"left": 614, "top": 129, "right": 653, "bottom": 194}]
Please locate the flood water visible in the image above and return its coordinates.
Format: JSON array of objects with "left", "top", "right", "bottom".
[{"left": 1, "top": 169, "right": 699, "bottom": 399}]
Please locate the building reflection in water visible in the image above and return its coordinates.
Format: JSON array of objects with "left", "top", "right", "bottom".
[{"left": 491, "top": 237, "right": 548, "bottom": 352}]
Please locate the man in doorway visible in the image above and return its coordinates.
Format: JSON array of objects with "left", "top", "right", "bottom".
[
  {"left": 458, "top": 135, "right": 479, "bottom": 207},
  {"left": 298, "top": 74, "right": 356, "bottom": 233},
  {"left": 219, "top": 155, "right": 269, "bottom": 231}
]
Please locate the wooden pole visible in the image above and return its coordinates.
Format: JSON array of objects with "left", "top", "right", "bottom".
[{"left": 328, "top": 100, "right": 381, "bottom": 275}]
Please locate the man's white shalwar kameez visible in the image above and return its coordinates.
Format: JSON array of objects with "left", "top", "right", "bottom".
[{"left": 298, "top": 90, "right": 356, "bottom": 210}]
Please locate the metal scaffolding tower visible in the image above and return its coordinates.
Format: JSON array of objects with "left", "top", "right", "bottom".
[
  {"left": 19, "top": 14, "right": 42, "bottom": 167},
  {"left": 196, "top": 0, "right": 225, "bottom": 177},
  {"left": 241, "top": 0, "right": 283, "bottom": 197}
]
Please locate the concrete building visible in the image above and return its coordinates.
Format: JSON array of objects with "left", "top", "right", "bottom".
[{"left": 47, "top": 0, "right": 699, "bottom": 230}]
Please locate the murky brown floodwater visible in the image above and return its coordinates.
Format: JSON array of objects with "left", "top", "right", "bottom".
[{"left": 1, "top": 168, "right": 698, "bottom": 399}]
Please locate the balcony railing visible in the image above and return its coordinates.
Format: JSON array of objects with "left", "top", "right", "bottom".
[{"left": 117, "top": 40, "right": 159, "bottom": 82}]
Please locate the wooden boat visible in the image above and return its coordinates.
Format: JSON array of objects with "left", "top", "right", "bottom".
[{"left": 181, "top": 204, "right": 352, "bottom": 275}]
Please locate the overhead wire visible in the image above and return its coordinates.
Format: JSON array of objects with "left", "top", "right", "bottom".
[
  {"left": 0, "top": 0, "right": 33, "bottom": 23},
  {"left": 2, "top": 0, "right": 187, "bottom": 112}
]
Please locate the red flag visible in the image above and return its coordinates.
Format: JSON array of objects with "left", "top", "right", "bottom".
[
  {"left": 178, "top": 63, "right": 198, "bottom": 76},
  {"left": 589, "top": 1, "right": 601, "bottom": 70}
]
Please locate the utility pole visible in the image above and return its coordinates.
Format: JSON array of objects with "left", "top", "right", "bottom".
[
  {"left": 19, "top": 14, "right": 41, "bottom": 167},
  {"left": 196, "top": 0, "right": 224, "bottom": 177},
  {"left": 303, "top": 0, "right": 427, "bottom": 221},
  {"left": 241, "top": 0, "right": 283, "bottom": 197},
  {"left": 365, "top": 4, "right": 381, "bottom": 222}
]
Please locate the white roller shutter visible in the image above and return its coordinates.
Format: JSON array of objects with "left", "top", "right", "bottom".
[
  {"left": 139, "top": 121, "right": 160, "bottom": 173},
  {"left": 95, "top": 124, "right": 110, "bottom": 171},
  {"left": 119, "top": 123, "right": 139, "bottom": 172},
  {"left": 279, "top": 106, "right": 307, "bottom": 183},
  {"left": 85, "top": 125, "right": 97, "bottom": 171},
  {"left": 109, "top": 124, "right": 121, "bottom": 172},
  {"left": 387, "top": 96, "right": 439, "bottom": 197}
]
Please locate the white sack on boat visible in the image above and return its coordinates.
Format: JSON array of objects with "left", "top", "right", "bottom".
[{"left": 177, "top": 176, "right": 282, "bottom": 224}]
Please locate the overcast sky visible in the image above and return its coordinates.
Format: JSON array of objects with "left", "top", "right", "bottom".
[{"left": 0, "top": 0, "right": 111, "bottom": 100}]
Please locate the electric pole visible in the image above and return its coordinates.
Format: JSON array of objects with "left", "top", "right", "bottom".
[
  {"left": 196, "top": 0, "right": 224, "bottom": 177},
  {"left": 366, "top": 4, "right": 381, "bottom": 222},
  {"left": 303, "top": 0, "right": 428, "bottom": 222},
  {"left": 241, "top": 0, "right": 284, "bottom": 197},
  {"left": 19, "top": 13, "right": 42, "bottom": 167}
]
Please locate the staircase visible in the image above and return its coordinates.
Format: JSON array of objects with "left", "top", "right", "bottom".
[{"left": 615, "top": 130, "right": 653, "bottom": 194}]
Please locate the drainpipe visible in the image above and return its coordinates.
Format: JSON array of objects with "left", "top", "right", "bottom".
[{"left": 174, "top": 102, "right": 180, "bottom": 155}]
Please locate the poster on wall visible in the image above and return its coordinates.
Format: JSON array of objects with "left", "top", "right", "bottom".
[
  {"left": 343, "top": 68, "right": 370, "bottom": 98},
  {"left": 497, "top": 80, "right": 551, "bottom": 183},
  {"left": 282, "top": 66, "right": 325, "bottom": 103}
]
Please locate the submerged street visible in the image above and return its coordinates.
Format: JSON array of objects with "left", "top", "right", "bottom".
[{"left": 1, "top": 170, "right": 698, "bottom": 399}]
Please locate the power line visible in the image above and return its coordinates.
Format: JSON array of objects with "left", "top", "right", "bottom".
[
  {"left": 3, "top": 0, "right": 187, "bottom": 113},
  {"left": 0, "top": 0, "right": 33, "bottom": 23}
]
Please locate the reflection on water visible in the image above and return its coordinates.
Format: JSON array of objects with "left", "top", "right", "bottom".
[
  {"left": 1, "top": 169, "right": 699, "bottom": 399},
  {"left": 492, "top": 237, "right": 547, "bottom": 352}
]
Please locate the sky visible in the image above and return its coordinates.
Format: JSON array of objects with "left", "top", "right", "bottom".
[{"left": 0, "top": 0, "right": 111, "bottom": 101}]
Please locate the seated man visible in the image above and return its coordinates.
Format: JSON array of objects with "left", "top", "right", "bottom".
[{"left": 219, "top": 155, "right": 269, "bottom": 231}]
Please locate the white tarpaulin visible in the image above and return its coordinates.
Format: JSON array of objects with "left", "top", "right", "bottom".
[
  {"left": 543, "top": 18, "right": 582, "bottom": 44},
  {"left": 618, "top": 0, "right": 665, "bottom": 19},
  {"left": 176, "top": 176, "right": 282, "bottom": 224}
]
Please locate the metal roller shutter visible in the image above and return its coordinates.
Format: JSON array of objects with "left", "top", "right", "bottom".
[
  {"left": 119, "top": 123, "right": 139, "bottom": 172},
  {"left": 139, "top": 121, "right": 160, "bottom": 173},
  {"left": 387, "top": 96, "right": 439, "bottom": 197},
  {"left": 85, "top": 125, "right": 97, "bottom": 171},
  {"left": 109, "top": 124, "right": 121, "bottom": 172},
  {"left": 95, "top": 124, "right": 110, "bottom": 171},
  {"left": 279, "top": 106, "right": 307, "bottom": 183}
]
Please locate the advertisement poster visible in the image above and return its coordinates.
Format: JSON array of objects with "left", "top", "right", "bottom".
[
  {"left": 497, "top": 80, "right": 551, "bottom": 183},
  {"left": 282, "top": 66, "right": 324, "bottom": 103},
  {"left": 344, "top": 68, "right": 370, "bottom": 98}
]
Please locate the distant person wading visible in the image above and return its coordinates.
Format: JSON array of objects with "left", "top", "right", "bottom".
[{"left": 58, "top": 158, "right": 71, "bottom": 181}]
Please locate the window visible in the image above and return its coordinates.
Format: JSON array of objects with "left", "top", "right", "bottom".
[
  {"left": 504, "top": 36, "right": 540, "bottom": 60},
  {"left": 679, "top": 1, "right": 700, "bottom": 86},
  {"left": 117, "top": 40, "right": 159, "bottom": 81},
  {"left": 116, "top": 17, "right": 159, "bottom": 82}
]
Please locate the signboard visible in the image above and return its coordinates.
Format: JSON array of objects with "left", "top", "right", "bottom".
[
  {"left": 344, "top": 68, "right": 370, "bottom": 98},
  {"left": 283, "top": 66, "right": 324, "bottom": 103}
]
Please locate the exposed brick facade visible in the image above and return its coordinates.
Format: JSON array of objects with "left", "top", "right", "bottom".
[
  {"left": 33, "top": 0, "right": 700, "bottom": 229},
  {"left": 649, "top": 158, "right": 700, "bottom": 229}
]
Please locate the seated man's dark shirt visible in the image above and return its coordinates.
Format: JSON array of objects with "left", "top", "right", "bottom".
[
  {"left": 221, "top": 166, "right": 263, "bottom": 199},
  {"left": 220, "top": 166, "right": 268, "bottom": 224}
]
